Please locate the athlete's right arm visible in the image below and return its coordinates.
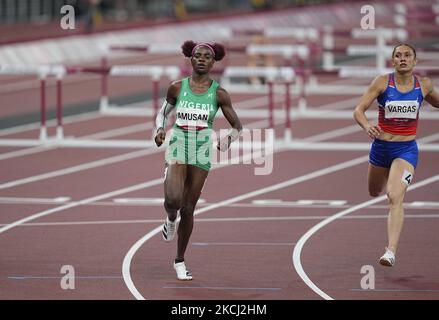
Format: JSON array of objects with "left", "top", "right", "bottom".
[
  {"left": 154, "top": 81, "right": 181, "bottom": 147},
  {"left": 353, "top": 75, "right": 387, "bottom": 139},
  {"left": 421, "top": 77, "right": 439, "bottom": 109}
]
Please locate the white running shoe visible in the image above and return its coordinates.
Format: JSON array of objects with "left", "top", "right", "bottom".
[
  {"left": 173, "top": 261, "right": 193, "bottom": 281},
  {"left": 162, "top": 217, "right": 177, "bottom": 242},
  {"left": 379, "top": 247, "right": 396, "bottom": 267}
]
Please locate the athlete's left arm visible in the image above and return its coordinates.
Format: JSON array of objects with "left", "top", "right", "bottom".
[
  {"left": 422, "top": 77, "right": 439, "bottom": 109},
  {"left": 217, "top": 87, "right": 243, "bottom": 151}
]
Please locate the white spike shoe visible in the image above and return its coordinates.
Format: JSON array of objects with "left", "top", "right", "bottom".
[
  {"left": 162, "top": 217, "right": 177, "bottom": 242},
  {"left": 173, "top": 261, "right": 193, "bottom": 281},
  {"left": 379, "top": 247, "right": 396, "bottom": 267}
]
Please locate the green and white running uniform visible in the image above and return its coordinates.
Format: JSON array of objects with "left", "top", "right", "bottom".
[{"left": 166, "top": 77, "right": 219, "bottom": 171}]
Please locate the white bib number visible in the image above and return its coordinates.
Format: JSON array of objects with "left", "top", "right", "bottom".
[
  {"left": 175, "top": 108, "right": 209, "bottom": 128},
  {"left": 385, "top": 100, "right": 419, "bottom": 119}
]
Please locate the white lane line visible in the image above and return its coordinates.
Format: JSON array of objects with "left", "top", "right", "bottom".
[
  {"left": 0, "top": 94, "right": 269, "bottom": 139},
  {"left": 0, "top": 117, "right": 153, "bottom": 162},
  {"left": 113, "top": 198, "right": 206, "bottom": 204},
  {"left": 314, "top": 96, "right": 361, "bottom": 111},
  {"left": 0, "top": 111, "right": 101, "bottom": 137},
  {"left": 0, "top": 119, "right": 433, "bottom": 296},
  {"left": 122, "top": 129, "right": 439, "bottom": 300},
  {"left": 0, "top": 74, "right": 100, "bottom": 94},
  {"left": 0, "top": 94, "right": 361, "bottom": 162},
  {"left": 350, "top": 288, "right": 439, "bottom": 293},
  {"left": 0, "top": 105, "right": 361, "bottom": 191},
  {"left": 8, "top": 275, "right": 122, "bottom": 280},
  {"left": 0, "top": 139, "right": 274, "bottom": 232},
  {"left": 410, "top": 201, "right": 439, "bottom": 206},
  {"left": 0, "top": 119, "right": 156, "bottom": 162},
  {"left": 0, "top": 147, "right": 57, "bottom": 161},
  {"left": 292, "top": 172, "right": 439, "bottom": 301},
  {"left": 0, "top": 178, "right": 163, "bottom": 235},
  {"left": 0, "top": 196, "right": 70, "bottom": 204},
  {"left": 0, "top": 112, "right": 106, "bottom": 160},
  {"left": 2, "top": 214, "right": 439, "bottom": 227},
  {"left": 297, "top": 200, "right": 347, "bottom": 206},
  {"left": 46, "top": 200, "right": 439, "bottom": 210},
  {"left": 252, "top": 199, "right": 347, "bottom": 206},
  {"left": 162, "top": 286, "right": 281, "bottom": 291},
  {"left": 0, "top": 115, "right": 282, "bottom": 235},
  {"left": 302, "top": 124, "right": 360, "bottom": 142},
  {"left": 0, "top": 148, "right": 160, "bottom": 191},
  {"left": 192, "top": 242, "right": 295, "bottom": 246},
  {"left": 122, "top": 154, "right": 370, "bottom": 300},
  {"left": 416, "top": 132, "right": 439, "bottom": 144},
  {"left": 0, "top": 96, "right": 278, "bottom": 170},
  {"left": 122, "top": 130, "right": 439, "bottom": 300}
]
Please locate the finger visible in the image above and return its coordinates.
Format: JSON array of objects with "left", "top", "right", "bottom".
[{"left": 367, "top": 127, "right": 380, "bottom": 137}]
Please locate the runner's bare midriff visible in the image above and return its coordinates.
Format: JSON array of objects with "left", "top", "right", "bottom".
[{"left": 379, "top": 131, "right": 416, "bottom": 142}]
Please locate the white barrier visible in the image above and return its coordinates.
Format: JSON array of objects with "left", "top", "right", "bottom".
[
  {"left": 350, "top": 28, "right": 408, "bottom": 41},
  {"left": 98, "top": 44, "right": 183, "bottom": 114},
  {"left": 264, "top": 27, "right": 319, "bottom": 41},
  {"left": 323, "top": 27, "right": 399, "bottom": 71},
  {"left": 0, "top": 64, "right": 180, "bottom": 149},
  {"left": 109, "top": 65, "right": 180, "bottom": 80},
  {"left": 221, "top": 66, "right": 295, "bottom": 141},
  {"left": 0, "top": 64, "right": 66, "bottom": 141},
  {"left": 338, "top": 67, "right": 393, "bottom": 78},
  {"left": 222, "top": 66, "right": 295, "bottom": 82},
  {"left": 246, "top": 44, "right": 309, "bottom": 60},
  {"left": 394, "top": 3, "right": 439, "bottom": 26}
]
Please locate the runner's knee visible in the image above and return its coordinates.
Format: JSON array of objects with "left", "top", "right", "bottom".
[
  {"left": 386, "top": 190, "right": 403, "bottom": 206},
  {"left": 369, "top": 184, "right": 383, "bottom": 197},
  {"left": 180, "top": 203, "right": 195, "bottom": 217},
  {"left": 164, "top": 193, "right": 182, "bottom": 211}
]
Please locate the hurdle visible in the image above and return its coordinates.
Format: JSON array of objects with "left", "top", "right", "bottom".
[
  {"left": 322, "top": 27, "right": 407, "bottom": 72},
  {"left": 98, "top": 44, "right": 181, "bottom": 115},
  {"left": 71, "top": 63, "right": 181, "bottom": 117},
  {"left": 394, "top": 3, "right": 439, "bottom": 27},
  {"left": 0, "top": 64, "right": 65, "bottom": 146},
  {"left": 221, "top": 66, "right": 295, "bottom": 142},
  {"left": 0, "top": 64, "right": 179, "bottom": 148}
]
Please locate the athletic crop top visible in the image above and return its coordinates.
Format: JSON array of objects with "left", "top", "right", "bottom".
[
  {"left": 174, "top": 77, "right": 219, "bottom": 130},
  {"left": 376, "top": 73, "right": 423, "bottom": 136}
]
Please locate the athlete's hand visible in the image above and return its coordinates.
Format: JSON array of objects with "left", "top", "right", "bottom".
[
  {"left": 217, "top": 136, "right": 231, "bottom": 151},
  {"left": 365, "top": 125, "right": 382, "bottom": 139},
  {"left": 154, "top": 128, "right": 166, "bottom": 147}
]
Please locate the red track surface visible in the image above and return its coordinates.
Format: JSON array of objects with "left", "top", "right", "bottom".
[
  {"left": 1, "top": 6, "right": 439, "bottom": 300},
  {"left": 0, "top": 86, "right": 438, "bottom": 300}
]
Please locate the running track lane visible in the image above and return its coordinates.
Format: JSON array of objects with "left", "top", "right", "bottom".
[{"left": 0, "top": 110, "right": 438, "bottom": 298}]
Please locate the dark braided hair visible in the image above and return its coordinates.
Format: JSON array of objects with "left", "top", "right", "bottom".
[{"left": 181, "top": 40, "right": 226, "bottom": 61}]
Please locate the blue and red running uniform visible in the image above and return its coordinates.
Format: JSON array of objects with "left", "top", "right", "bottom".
[{"left": 370, "top": 73, "right": 423, "bottom": 169}]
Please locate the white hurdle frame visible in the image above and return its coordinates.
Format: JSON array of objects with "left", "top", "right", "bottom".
[
  {"left": 0, "top": 64, "right": 65, "bottom": 146},
  {"left": 98, "top": 44, "right": 182, "bottom": 115},
  {"left": 221, "top": 66, "right": 295, "bottom": 142},
  {"left": 0, "top": 64, "right": 179, "bottom": 148}
]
